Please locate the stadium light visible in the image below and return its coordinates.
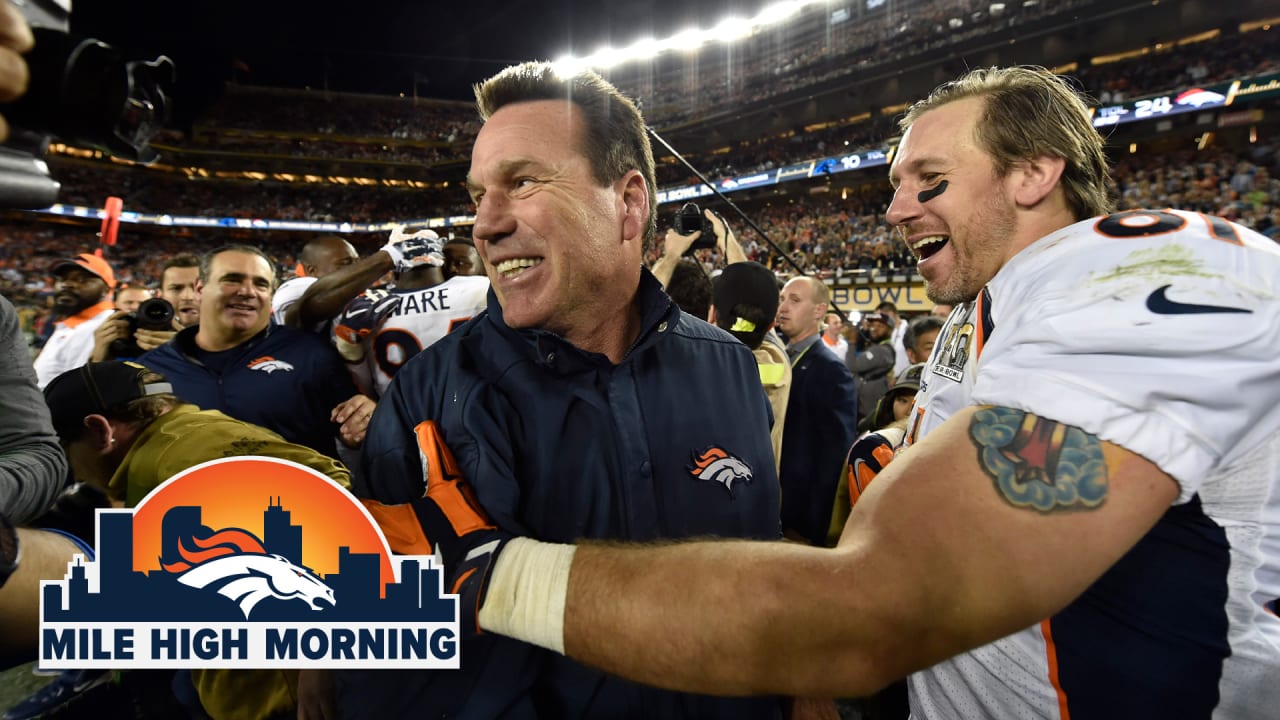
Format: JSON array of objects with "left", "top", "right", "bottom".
[
  {"left": 713, "top": 17, "right": 754, "bottom": 42},
  {"left": 557, "top": 0, "right": 826, "bottom": 71},
  {"left": 668, "top": 27, "right": 706, "bottom": 52},
  {"left": 622, "top": 37, "right": 660, "bottom": 62},
  {"left": 757, "top": 1, "right": 802, "bottom": 25}
]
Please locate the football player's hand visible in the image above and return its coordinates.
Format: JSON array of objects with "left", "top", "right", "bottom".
[
  {"left": 407, "top": 421, "right": 512, "bottom": 635},
  {"left": 381, "top": 225, "right": 444, "bottom": 273}
]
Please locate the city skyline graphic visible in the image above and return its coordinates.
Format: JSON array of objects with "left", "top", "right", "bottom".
[{"left": 40, "top": 457, "right": 461, "bottom": 670}]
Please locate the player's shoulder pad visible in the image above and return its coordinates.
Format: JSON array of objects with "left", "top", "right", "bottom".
[{"left": 335, "top": 288, "right": 397, "bottom": 338}]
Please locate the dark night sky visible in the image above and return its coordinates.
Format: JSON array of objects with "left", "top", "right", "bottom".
[{"left": 66, "top": 0, "right": 774, "bottom": 125}]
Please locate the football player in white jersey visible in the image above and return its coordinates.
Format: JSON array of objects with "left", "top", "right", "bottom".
[
  {"left": 332, "top": 247, "right": 489, "bottom": 398},
  {"left": 404, "top": 66, "right": 1280, "bottom": 718}
]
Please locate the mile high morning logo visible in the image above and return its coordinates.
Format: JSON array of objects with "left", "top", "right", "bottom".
[{"left": 40, "top": 457, "right": 460, "bottom": 669}]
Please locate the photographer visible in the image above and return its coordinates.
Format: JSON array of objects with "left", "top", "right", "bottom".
[
  {"left": 651, "top": 203, "right": 740, "bottom": 288},
  {"left": 89, "top": 293, "right": 177, "bottom": 361}
]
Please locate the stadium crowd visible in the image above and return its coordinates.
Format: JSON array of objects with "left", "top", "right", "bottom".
[
  {"left": 7, "top": 140, "right": 1279, "bottom": 346},
  {"left": 43, "top": 20, "right": 1277, "bottom": 230}
]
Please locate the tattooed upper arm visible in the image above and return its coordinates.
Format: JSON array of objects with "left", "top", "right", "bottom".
[{"left": 969, "top": 406, "right": 1109, "bottom": 513}]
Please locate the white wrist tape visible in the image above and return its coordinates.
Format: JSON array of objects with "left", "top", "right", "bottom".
[{"left": 477, "top": 536, "right": 576, "bottom": 654}]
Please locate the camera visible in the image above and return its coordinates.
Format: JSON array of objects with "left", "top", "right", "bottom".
[
  {"left": 108, "top": 297, "right": 174, "bottom": 358},
  {"left": 672, "top": 202, "right": 719, "bottom": 252},
  {"left": 0, "top": 0, "right": 175, "bottom": 208}
]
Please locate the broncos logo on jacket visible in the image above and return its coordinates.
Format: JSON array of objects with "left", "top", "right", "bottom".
[
  {"left": 247, "top": 356, "right": 296, "bottom": 374},
  {"left": 689, "top": 447, "right": 753, "bottom": 497}
]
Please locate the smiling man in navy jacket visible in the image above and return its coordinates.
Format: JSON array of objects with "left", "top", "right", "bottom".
[
  {"left": 347, "top": 62, "right": 785, "bottom": 720},
  {"left": 140, "top": 245, "right": 372, "bottom": 459}
]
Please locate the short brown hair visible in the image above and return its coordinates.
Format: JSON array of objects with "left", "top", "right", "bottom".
[
  {"left": 474, "top": 62, "right": 657, "bottom": 244},
  {"left": 901, "top": 66, "right": 1116, "bottom": 221},
  {"left": 200, "top": 245, "right": 278, "bottom": 288}
]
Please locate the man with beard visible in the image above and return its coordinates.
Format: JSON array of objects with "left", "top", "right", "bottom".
[
  {"left": 409, "top": 66, "right": 1280, "bottom": 718},
  {"left": 33, "top": 253, "right": 117, "bottom": 389}
]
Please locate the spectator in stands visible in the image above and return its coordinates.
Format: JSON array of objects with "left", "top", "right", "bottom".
[
  {"left": 848, "top": 310, "right": 896, "bottom": 424},
  {"left": 272, "top": 235, "right": 358, "bottom": 331},
  {"left": 775, "top": 276, "right": 859, "bottom": 546},
  {"left": 442, "top": 237, "right": 485, "bottom": 278},
  {"left": 340, "top": 61, "right": 784, "bottom": 720},
  {"left": 33, "top": 254, "right": 117, "bottom": 389},
  {"left": 158, "top": 254, "right": 201, "bottom": 328},
  {"left": 138, "top": 245, "right": 372, "bottom": 459}
]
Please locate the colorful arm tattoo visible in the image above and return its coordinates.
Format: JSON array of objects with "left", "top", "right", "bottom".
[{"left": 969, "top": 406, "right": 1109, "bottom": 512}]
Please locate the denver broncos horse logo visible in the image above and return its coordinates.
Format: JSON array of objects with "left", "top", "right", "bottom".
[
  {"left": 162, "top": 527, "right": 334, "bottom": 619},
  {"left": 689, "top": 447, "right": 753, "bottom": 497},
  {"left": 247, "top": 356, "right": 295, "bottom": 374}
]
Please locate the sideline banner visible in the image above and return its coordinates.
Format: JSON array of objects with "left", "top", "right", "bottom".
[{"left": 830, "top": 281, "right": 934, "bottom": 313}]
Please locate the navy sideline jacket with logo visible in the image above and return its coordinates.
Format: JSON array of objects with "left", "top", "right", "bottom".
[
  {"left": 347, "top": 270, "right": 784, "bottom": 720},
  {"left": 140, "top": 324, "right": 357, "bottom": 459}
]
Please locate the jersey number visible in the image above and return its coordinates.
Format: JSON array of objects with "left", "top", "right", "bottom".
[
  {"left": 373, "top": 329, "right": 423, "bottom": 378},
  {"left": 1094, "top": 209, "right": 1241, "bottom": 245}
]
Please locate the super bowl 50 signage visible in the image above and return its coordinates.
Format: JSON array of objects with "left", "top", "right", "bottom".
[{"left": 39, "top": 458, "right": 461, "bottom": 669}]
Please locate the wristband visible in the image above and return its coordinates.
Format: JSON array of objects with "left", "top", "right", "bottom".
[{"left": 477, "top": 536, "right": 576, "bottom": 654}]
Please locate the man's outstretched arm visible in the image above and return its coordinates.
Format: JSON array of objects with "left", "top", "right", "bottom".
[{"left": 482, "top": 405, "right": 1178, "bottom": 698}]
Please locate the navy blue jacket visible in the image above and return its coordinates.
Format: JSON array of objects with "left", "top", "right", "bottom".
[
  {"left": 140, "top": 324, "right": 357, "bottom": 459},
  {"left": 780, "top": 339, "right": 860, "bottom": 546},
  {"left": 347, "top": 270, "right": 783, "bottom": 720}
]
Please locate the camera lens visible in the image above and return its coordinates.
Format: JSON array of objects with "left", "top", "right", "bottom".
[{"left": 136, "top": 298, "right": 175, "bottom": 329}]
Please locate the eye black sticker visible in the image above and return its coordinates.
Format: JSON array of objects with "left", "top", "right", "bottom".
[{"left": 918, "top": 180, "right": 948, "bottom": 204}]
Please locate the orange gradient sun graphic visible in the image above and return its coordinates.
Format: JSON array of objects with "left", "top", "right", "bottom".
[{"left": 130, "top": 457, "right": 395, "bottom": 589}]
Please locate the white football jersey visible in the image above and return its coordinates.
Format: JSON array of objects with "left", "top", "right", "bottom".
[
  {"left": 333, "top": 275, "right": 489, "bottom": 397},
  {"left": 904, "top": 210, "right": 1280, "bottom": 719},
  {"left": 270, "top": 277, "right": 317, "bottom": 326}
]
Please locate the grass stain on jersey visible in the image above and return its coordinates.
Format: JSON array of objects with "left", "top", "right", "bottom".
[{"left": 1089, "top": 244, "right": 1217, "bottom": 285}]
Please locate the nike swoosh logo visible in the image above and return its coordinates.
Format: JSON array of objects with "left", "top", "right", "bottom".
[{"left": 1146, "top": 284, "right": 1251, "bottom": 315}]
